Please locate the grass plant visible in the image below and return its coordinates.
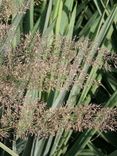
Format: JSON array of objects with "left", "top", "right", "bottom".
[{"left": 0, "top": 0, "right": 117, "bottom": 156}]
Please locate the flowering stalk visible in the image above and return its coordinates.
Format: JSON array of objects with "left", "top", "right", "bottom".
[{"left": 0, "top": 103, "right": 117, "bottom": 139}]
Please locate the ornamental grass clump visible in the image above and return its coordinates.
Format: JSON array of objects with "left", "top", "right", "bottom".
[{"left": 0, "top": 31, "right": 114, "bottom": 140}]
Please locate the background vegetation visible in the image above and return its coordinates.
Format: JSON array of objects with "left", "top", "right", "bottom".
[{"left": 0, "top": 0, "right": 117, "bottom": 156}]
